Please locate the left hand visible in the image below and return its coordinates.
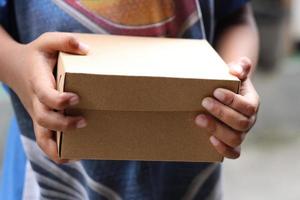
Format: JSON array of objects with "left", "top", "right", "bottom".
[{"left": 195, "top": 57, "right": 260, "bottom": 159}]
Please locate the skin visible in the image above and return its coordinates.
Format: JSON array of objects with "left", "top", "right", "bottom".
[
  {"left": 0, "top": 3, "right": 259, "bottom": 163},
  {"left": 195, "top": 4, "right": 260, "bottom": 159},
  {"left": 0, "top": 31, "right": 89, "bottom": 164}
]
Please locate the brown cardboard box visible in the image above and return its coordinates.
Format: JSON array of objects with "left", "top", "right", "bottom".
[{"left": 57, "top": 33, "right": 240, "bottom": 162}]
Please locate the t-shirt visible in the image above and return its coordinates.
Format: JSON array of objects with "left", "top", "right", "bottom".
[{"left": 0, "top": 0, "right": 249, "bottom": 199}]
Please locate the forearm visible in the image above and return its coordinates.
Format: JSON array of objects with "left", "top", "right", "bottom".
[
  {"left": 0, "top": 26, "right": 23, "bottom": 87},
  {"left": 215, "top": 4, "right": 259, "bottom": 75}
]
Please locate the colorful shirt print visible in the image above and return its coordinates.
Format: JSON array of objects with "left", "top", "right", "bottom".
[{"left": 53, "top": 0, "right": 203, "bottom": 37}]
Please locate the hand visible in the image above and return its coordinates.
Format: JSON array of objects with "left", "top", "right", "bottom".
[
  {"left": 195, "top": 57, "right": 260, "bottom": 159},
  {"left": 8, "top": 32, "right": 89, "bottom": 164}
]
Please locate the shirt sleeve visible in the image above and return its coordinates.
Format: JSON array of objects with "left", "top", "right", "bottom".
[{"left": 215, "top": 0, "right": 250, "bottom": 20}]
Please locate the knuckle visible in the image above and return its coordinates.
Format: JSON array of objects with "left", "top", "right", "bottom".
[
  {"left": 228, "top": 134, "right": 243, "bottom": 147},
  {"left": 238, "top": 118, "right": 251, "bottom": 131},
  {"left": 67, "top": 35, "right": 79, "bottom": 50},
  {"left": 231, "top": 152, "right": 241, "bottom": 159},
  {"left": 226, "top": 93, "right": 235, "bottom": 106},
  {"left": 246, "top": 103, "right": 257, "bottom": 116},
  {"left": 35, "top": 113, "right": 45, "bottom": 126},
  {"left": 215, "top": 106, "right": 225, "bottom": 119},
  {"left": 206, "top": 99, "right": 221, "bottom": 116},
  {"left": 54, "top": 97, "right": 66, "bottom": 110},
  {"left": 218, "top": 145, "right": 229, "bottom": 156},
  {"left": 241, "top": 57, "right": 252, "bottom": 65},
  {"left": 240, "top": 57, "right": 252, "bottom": 69},
  {"left": 37, "top": 92, "right": 47, "bottom": 104},
  {"left": 222, "top": 145, "right": 241, "bottom": 159}
]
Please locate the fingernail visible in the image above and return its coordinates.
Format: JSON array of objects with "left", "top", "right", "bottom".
[
  {"left": 195, "top": 115, "right": 208, "bottom": 127},
  {"left": 214, "top": 89, "right": 226, "bottom": 101},
  {"left": 69, "top": 96, "right": 79, "bottom": 106},
  {"left": 210, "top": 136, "right": 219, "bottom": 146},
  {"left": 79, "top": 43, "right": 90, "bottom": 53},
  {"left": 202, "top": 98, "right": 214, "bottom": 110},
  {"left": 232, "top": 64, "right": 243, "bottom": 74},
  {"left": 76, "top": 119, "right": 87, "bottom": 129}
]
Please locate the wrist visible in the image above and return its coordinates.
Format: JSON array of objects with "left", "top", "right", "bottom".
[{"left": 1, "top": 42, "right": 27, "bottom": 89}]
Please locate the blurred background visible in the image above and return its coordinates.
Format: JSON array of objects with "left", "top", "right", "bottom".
[
  {"left": 224, "top": 0, "right": 300, "bottom": 199},
  {"left": 0, "top": 0, "right": 300, "bottom": 199}
]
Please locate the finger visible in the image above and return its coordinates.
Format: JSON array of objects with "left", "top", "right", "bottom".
[
  {"left": 228, "top": 57, "right": 252, "bottom": 81},
  {"left": 34, "top": 123, "right": 70, "bottom": 164},
  {"left": 213, "top": 88, "right": 259, "bottom": 117},
  {"left": 32, "top": 72, "right": 80, "bottom": 110},
  {"left": 202, "top": 97, "right": 254, "bottom": 132},
  {"left": 38, "top": 32, "right": 89, "bottom": 55},
  {"left": 33, "top": 99, "right": 87, "bottom": 131},
  {"left": 209, "top": 136, "right": 241, "bottom": 159},
  {"left": 239, "top": 78, "right": 260, "bottom": 101},
  {"left": 195, "top": 114, "right": 246, "bottom": 148},
  {"left": 36, "top": 87, "right": 80, "bottom": 110}
]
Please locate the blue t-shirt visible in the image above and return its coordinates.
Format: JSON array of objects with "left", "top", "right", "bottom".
[{"left": 0, "top": 0, "right": 249, "bottom": 199}]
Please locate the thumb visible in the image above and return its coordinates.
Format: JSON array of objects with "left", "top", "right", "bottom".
[
  {"left": 228, "top": 57, "right": 252, "bottom": 81},
  {"left": 37, "top": 32, "right": 89, "bottom": 55}
]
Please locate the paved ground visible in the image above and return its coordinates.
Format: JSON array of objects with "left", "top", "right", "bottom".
[{"left": 0, "top": 56, "right": 299, "bottom": 199}]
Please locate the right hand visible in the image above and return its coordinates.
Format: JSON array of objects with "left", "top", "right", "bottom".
[{"left": 7, "top": 32, "right": 89, "bottom": 164}]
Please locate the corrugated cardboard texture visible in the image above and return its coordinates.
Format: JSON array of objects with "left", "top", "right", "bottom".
[{"left": 57, "top": 34, "right": 240, "bottom": 162}]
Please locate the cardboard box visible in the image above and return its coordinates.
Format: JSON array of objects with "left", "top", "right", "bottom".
[{"left": 57, "top": 33, "right": 240, "bottom": 162}]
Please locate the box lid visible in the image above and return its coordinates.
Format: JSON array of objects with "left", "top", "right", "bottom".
[{"left": 58, "top": 34, "right": 240, "bottom": 112}]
